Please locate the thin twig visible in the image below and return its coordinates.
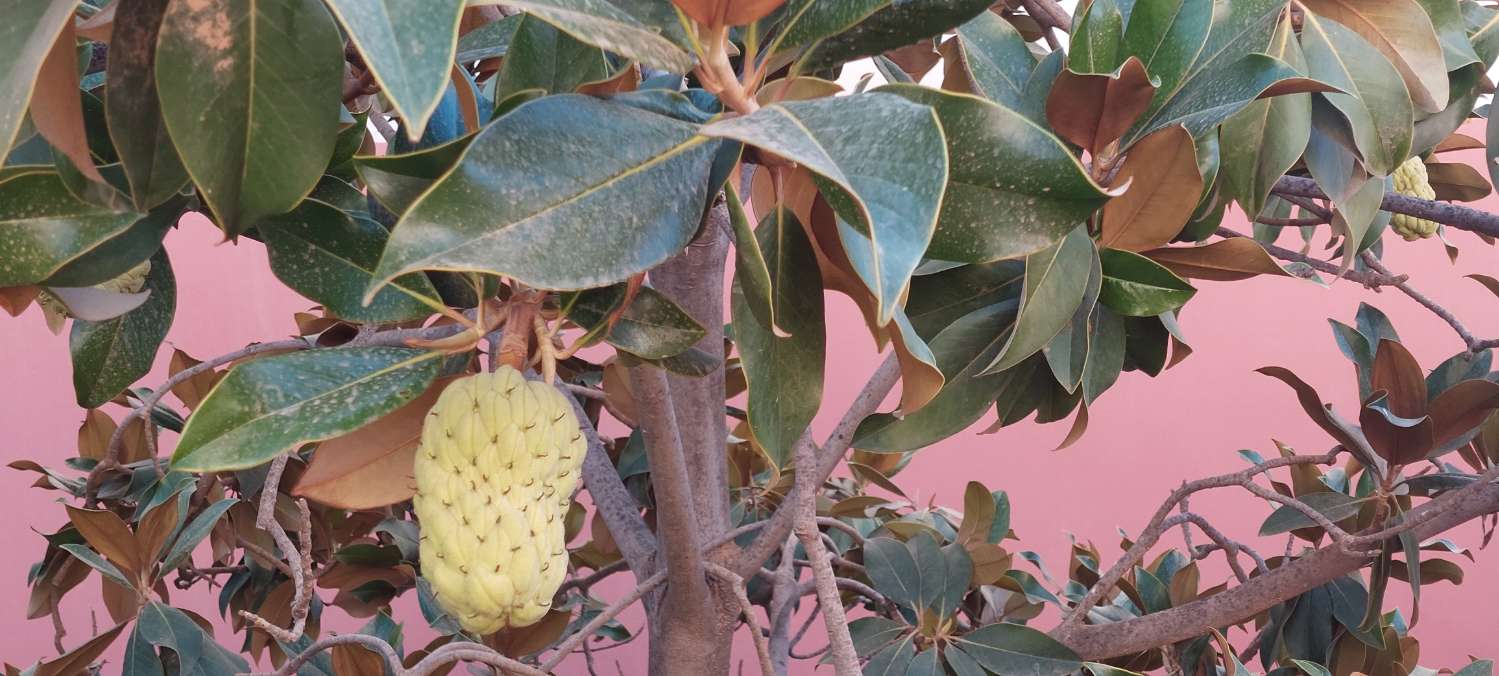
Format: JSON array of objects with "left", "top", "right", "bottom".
[
  {"left": 236, "top": 455, "right": 314, "bottom": 644},
  {"left": 1215, "top": 228, "right": 1407, "bottom": 287},
  {"left": 1360, "top": 252, "right": 1495, "bottom": 352},
  {"left": 539, "top": 570, "right": 669, "bottom": 672},
  {"left": 242, "top": 634, "right": 403, "bottom": 676},
  {"left": 707, "top": 562, "right": 775, "bottom": 676},
  {"left": 792, "top": 438, "right": 860, "bottom": 675}
]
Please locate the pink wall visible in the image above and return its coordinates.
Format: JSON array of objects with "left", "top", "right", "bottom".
[{"left": 4, "top": 145, "right": 1499, "bottom": 671}]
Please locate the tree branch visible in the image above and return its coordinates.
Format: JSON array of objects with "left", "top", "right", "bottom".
[
  {"left": 1272, "top": 175, "right": 1499, "bottom": 238},
  {"left": 1215, "top": 228, "right": 1407, "bottom": 287},
  {"left": 733, "top": 356, "right": 901, "bottom": 577},
  {"left": 706, "top": 562, "right": 775, "bottom": 676},
  {"left": 565, "top": 391, "right": 656, "bottom": 577},
  {"left": 791, "top": 435, "right": 860, "bottom": 675},
  {"left": 236, "top": 455, "right": 314, "bottom": 644},
  {"left": 1359, "top": 252, "right": 1496, "bottom": 352}
]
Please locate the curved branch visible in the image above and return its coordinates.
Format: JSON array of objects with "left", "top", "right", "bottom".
[{"left": 1273, "top": 175, "right": 1499, "bottom": 238}]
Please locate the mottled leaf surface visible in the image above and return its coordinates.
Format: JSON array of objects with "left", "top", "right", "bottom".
[
  {"left": 70, "top": 251, "right": 175, "bottom": 408},
  {"left": 325, "top": 0, "right": 466, "bottom": 140}
]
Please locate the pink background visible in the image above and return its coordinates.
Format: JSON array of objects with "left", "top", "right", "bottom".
[{"left": 4, "top": 144, "right": 1499, "bottom": 672}]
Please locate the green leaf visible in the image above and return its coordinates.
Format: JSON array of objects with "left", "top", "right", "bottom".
[
  {"left": 1098, "top": 249, "right": 1196, "bottom": 317},
  {"left": 907, "top": 648, "right": 942, "bottom": 676},
  {"left": 156, "top": 0, "right": 344, "bottom": 236},
  {"left": 456, "top": 13, "right": 523, "bottom": 62},
  {"left": 854, "top": 302, "right": 1036, "bottom": 451},
  {"left": 945, "top": 645, "right": 988, "bottom": 676},
  {"left": 0, "top": 0, "right": 75, "bottom": 173},
  {"left": 847, "top": 616, "right": 909, "bottom": 658},
  {"left": 562, "top": 285, "right": 707, "bottom": 359},
  {"left": 702, "top": 93, "right": 946, "bottom": 325},
  {"left": 1455, "top": 660, "right": 1495, "bottom": 676},
  {"left": 731, "top": 206, "right": 825, "bottom": 469},
  {"left": 982, "top": 228, "right": 1096, "bottom": 374},
  {"left": 371, "top": 95, "right": 721, "bottom": 294},
  {"left": 160, "top": 498, "right": 237, "bottom": 571},
  {"left": 1126, "top": 0, "right": 1300, "bottom": 145},
  {"left": 1120, "top": 0, "right": 1212, "bottom": 102},
  {"left": 43, "top": 197, "right": 180, "bottom": 287},
  {"left": 937, "top": 541, "right": 974, "bottom": 617},
  {"left": 325, "top": 0, "right": 465, "bottom": 141},
  {"left": 499, "top": 0, "right": 693, "bottom": 73},
  {"left": 495, "top": 14, "right": 611, "bottom": 103},
  {"left": 877, "top": 85, "right": 1111, "bottom": 263},
  {"left": 132, "top": 602, "right": 251, "bottom": 674},
  {"left": 1221, "top": 14, "right": 1311, "bottom": 218},
  {"left": 1083, "top": 304, "right": 1126, "bottom": 403},
  {"left": 954, "top": 623, "right": 1081, "bottom": 676},
  {"left": 106, "top": 0, "right": 190, "bottom": 211},
  {"left": 946, "top": 11, "right": 1035, "bottom": 109},
  {"left": 353, "top": 134, "right": 476, "bottom": 217},
  {"left": 905, "top": 259, "right": 1023, "bottom": 337},
  {"left": 726, "top": 185, "right": 778, "bottom": 333},
  {"left": 70, "top": 251, "right": 175, "bottom": 408},
  {"left": 1071, "top": 0, "right": 1125, "bottom": 74},
  {"left": 60, "top": 543, "right": 135, "bottom": 589},
  {"left": 1044, "top": 249, "right": 1105, "bottom": 393},
  {"left": 774, "top": 0, "right": 887, "bottom": 52},
  {"left": 1420, "top": 0, "right": 1482, "bottom": 69},
  {"left": 864, "top": 632, "right": 917, "bottom": 675},
  {"left": 0, "top": 172, "right": 144, "bottom": 287},
  {"left": 1258, "top": 492, "right": 1368, "bottom": 535},
  {"left": 260, "top": 201, "right": 441, "bottom": 323},
  {"left": 1300, "top": 12, "right": 1414, "bottom": 175},
  {"left": 797, "top": 0, "right": 994, "bottom": 72},
  {"left": 864, "top": 536, "right": 920, "bottom": 606},
  {"left": 171, "top": 347, "right": 441, "bottom": 472}
]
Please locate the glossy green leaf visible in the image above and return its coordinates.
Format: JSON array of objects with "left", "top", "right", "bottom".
[
  {"left": 1098, "top": 248, "right": 1196, "bottom": 317},
  {"left": 1044, "top": 249, "right": 1105, "bottom": 393},
  {"left": 456, "top": 13, "right": 523, "bottom": 62},
  {"left": 160, "top": 498, "right": 236, "bottom": 570},
  {"left": 864, "top": 536, "right": 920, "bottom": 606},
  {"left": 1120, "top": 0, "right": 1213, "bottom": 102},
  {"left": 326, "top": 0, "right": 465, "bottom": 141},
  {"left": 371, "top": 95, "right": 721, "bottom": 294},
  {"left": 0, "top": 0, "right": 75, "bottom": 173},
  {"left": 353, "top": 134, "right": 476, "bottom": 217},
  {"left": 864, "top": 632, "right": 918, "bottom": 675},
  {"left": 172, "top": 347, "right": 441, "bottom": 472},
  {"left": 847, "top": 616, "right": 910, "bottom": 658},
  {"left": 71, "top": 251, "right": 175, "bottom": 408},
  {"left": 906, "top": 648, "right": 942, "bottom": 676},
  {"left": 260, "top": 201, "right": 441, "bottom": 323},
  {"left": 1455, "top": 660, "right": 1495, "bottom": 676},
  {"left": 130, "top": 602, "right": 251, "bottom": 675},
  {"left": 562, "top": 285, "right": 707, "bottom": 359},
  {"left": 982, "top": 228, "right": 1095, "bottom": 374},
  {"left": 496, "top": 0, "right": 693, "bottom": 73},
  {"left": 0, "top": 172, "right": 145, "bottom": 287},
  {"left": 947, "top": 11, "right": 1035, "bottom": 109},
  {"left": 156, "top": 0, "right": 344, "bottom": 235},
  {"left": 954, "top": 623, "right": 1081, "bottom": 676},
  {"left": 42, "top": 197, "right": 180, "bottom": 287},
  {"left": 106, "top": 0, "right": 190, "bottom": 210},
  {"left": 703, "top": 93, "right": 946, "bottom": 325},
  {"left": 726, "top": 185, "right": 776, "bottom": 333},
  {"left": 774, "top": 0, "right": 887, "bottom": 52},
  {"left": 877, "top": 85, "right": 1111, "bottom": 263},
  {"left": 905, "top": 259, "right": 1023, "bottom": 338},
  {"left": 1126, "top": 0, "right": 1298, "bottom": 145},
  {"left": 945, "top": 646, "right": 989, "bottom": 676},
  {"left": 495, "top": 14, "right": 611, "bottom": 103},
  {"left": 1221, "top": 14, "right": 1311, "bottom": 218},
  {"left": 1420, "top": 0, "right": 1482, "bottom": 69},
  {"left": 1081, "top": 304, "right": 1125, "bottom": 403},
  {"left": 1300, "top": 12, "right": 1414, "bottom": 175},
  {"left": 854, "top": 301, "right": 1034, "bottom": 451},
  {"left": 1259, "top": 492, "right": 1368, "bottom": 535},
  {"left": 1071, "top": 0, "right": 1124, "bottom": 74},
  {"left": 731, "top": 203, "right": 825, "bottom": 469},
  {"left": 797, "top": 0, "right": 994, "bottom": 72}
]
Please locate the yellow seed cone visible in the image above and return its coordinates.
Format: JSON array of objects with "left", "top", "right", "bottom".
[
  {"left": 1391, "top": 157, "right": 1438, "bottom": 241},
  {"left": 413, "top": 366, "right": 586, "bottom": 634}
]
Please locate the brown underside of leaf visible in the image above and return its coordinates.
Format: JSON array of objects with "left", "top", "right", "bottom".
[{"left": 1100, "top": 125, "right": 1202, "bottom": 251}]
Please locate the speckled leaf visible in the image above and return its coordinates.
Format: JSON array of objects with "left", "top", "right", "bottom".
[
  {"left": 260, "top": 201, "right": 441, "bottom": 323},
  {"left": 0, "top": 172, "right": 143, "bottom": 287},
  {"left": 943, "top": 11, "right": 1034, "bottom": 109},
  {"left": 1300, "top": 12, "right": 1414, "bottom": 175},
  {"left": 156, "top": 0, "right": 344, "bottom": 236},
  {"left": 0, "top": 0, "right": 75, "bottom": 173},
  {"left": 353, "top": 135, "right": 475, "bottom": 217},
  {"left": 325, "top": 0, "right": 465, "bottom": 142},
  {"left": 1221, "top": 14, "right": 1310, "bottom": 217},
  {"left": 171, "top": 347, "right": 441, "bottom": 472},
  {"left": 773, "top": 0, "right": 886, "bottom": 52},
  {"left": 702, "top": 93, "right": 946, "bottom": 325},
  {"left": 1098, "top": 248, "right": 1196, "bottom": 317},
  {"left": 954, "top": 623, "right": 1081, "bottom": 676},
  {"left": 731, "top": 202, "right": 825, "bottom": 469},
  {"left": 456, "top": 13, "right": 522, "bottom": 61},
  {"left": 1120, "top": 0, "right": 1212, "bottom": 102},
  {"left": 797, "top": 0, "right": 994, "bottom": 72},
  {"left": 562, "top": 285, "right": 707, "bottom": 359},
  {"left": 854, "top": 300, "right": 1032, "bottom": 451},
  {"left": 726, "top": 184, "right": 779, "bottom": 334},
  {"left": 106, "top": 0, "right": 190, "bottom": 211},
  {"left": 981, "top": 228, "right": 1095, "bottom": 375},
  {"left": 1070, "top": 0, "right": 1124, "bottom": 74},
  {"left": 70, "top": 251, "right": 175, "bottom": 408},
  {"left": 493, "top": 0, "right": 693, "bottom": 73},
  {"left": 371, "top": 95, "right": 721, "bottom": 294},
  {"left": 131, "top": 602, "right": 250, "bottom": 675},
  {"left": 1302, "top": 0, "right": 1448, "bottom": 112},
  {"left": 494, "top": 14, "right": 610, "bottom": 103},
  {"left": 1126, "top": 0, "right": 1302, "bottom": 146},
  {"left": 878, "top": 85, "right": 1110, "bottom": 263}
]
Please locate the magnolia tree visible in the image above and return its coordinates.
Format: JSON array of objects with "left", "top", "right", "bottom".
[{"left": 11, "top": 0, "right": 1499, "bottom": 674}]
